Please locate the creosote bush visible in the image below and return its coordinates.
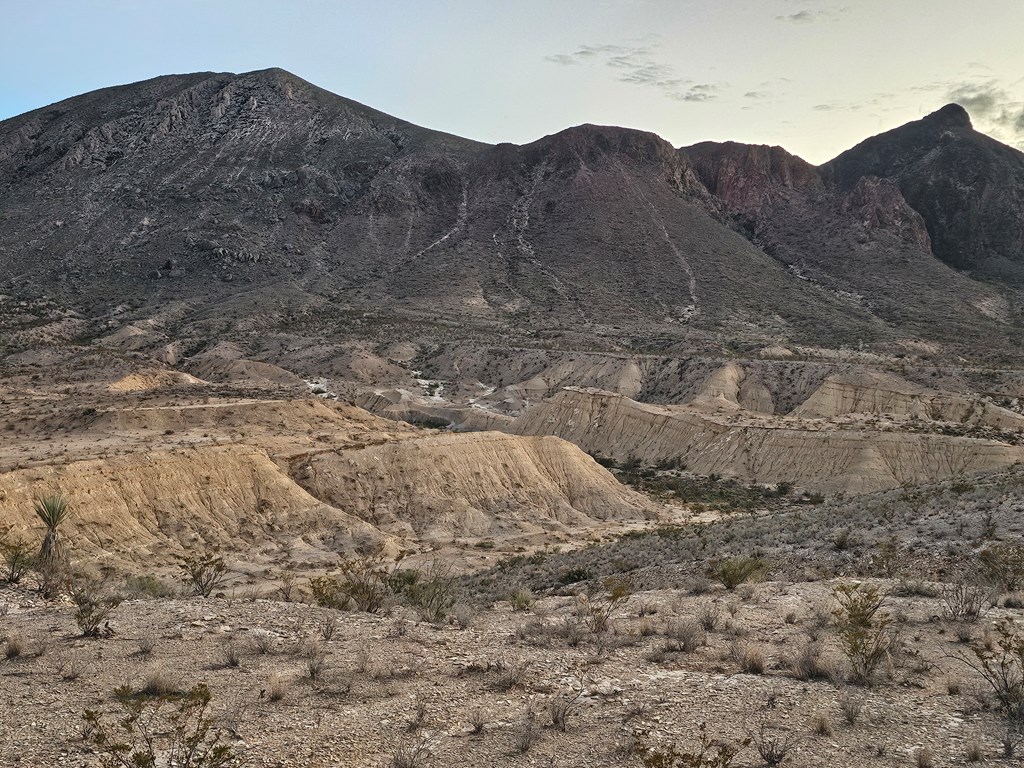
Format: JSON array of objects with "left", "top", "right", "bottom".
[
  {"left": 833, "top": 583, "right": 897, "bottom": 685},
  {"left": 177, "top": 550, "right": 228, "bottom": 598},
  {"left": 83, "top": 682, "right": 236, "bottom": 767},
  {"left": 69, "top": 575, "right": 123, "bottom": 637},
  {"left": 960, "top": 617, "right": 1024, "bottom": 741},
  {"left": 0, "top": 525, "right": 34, "bottom": 584},
  {"left": 711, "top": 556, "right": 769, "bottom": 591}
]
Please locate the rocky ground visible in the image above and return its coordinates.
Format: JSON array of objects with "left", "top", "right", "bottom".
[{"left": 1, "top": 568, "right": 1021, "bottom": 767}]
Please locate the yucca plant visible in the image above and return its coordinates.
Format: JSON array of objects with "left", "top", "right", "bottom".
[{"left": 34, "top": 494, "right": 71, "bottom": 566}]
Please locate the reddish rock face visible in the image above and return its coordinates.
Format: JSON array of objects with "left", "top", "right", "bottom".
[
  {"left": 684, "top": 142, "right": 824, "bottom": 214},
  {"left": 840, "top": 176, "right": 931, "bottom": 251}
]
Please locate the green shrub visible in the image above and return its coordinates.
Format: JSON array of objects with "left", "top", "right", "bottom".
[
  {"left": 0, "top": 528, "right": 34, "bottom": 584},
  {"left": 833, "top": 583, "right": 897, "bottom": 685},
  {"left": 310, "top": 548, "right": 393, "bottom": 612},
  {"left": 979, "top": 545, "right": 1024, "bottom": 593},
  {"left": 70, "top": 576, "right": 123, "bottom": 637},
  {"left": 391, "top": 561, "right": 458, "bottom": 623},
  {"left": 712, "top": 556, "right": 769, "bottom": 590}
]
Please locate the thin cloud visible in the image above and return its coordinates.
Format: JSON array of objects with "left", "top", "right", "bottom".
[
  {"left": 775, "top": 4, "right": 851, "bottom": 24},
  {"left": 777, "top": 10, "right": 816, "bottom": 23},
  {"left": 544, "top": 41, "right": 721, "bottom": 103},
  {"left": 948, "top": 81, "right": 1024, "bottom": 148}
]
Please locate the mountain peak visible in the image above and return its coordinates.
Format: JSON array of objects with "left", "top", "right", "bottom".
[{"left": 923, "top": 102, "right": 972, "bottom": 130}]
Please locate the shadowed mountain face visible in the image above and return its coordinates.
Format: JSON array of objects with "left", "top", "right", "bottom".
[
  {"left": 823, "top": 104, "right": 1024, "bottom": 278},
  {"left": 1, "top": 68, "right": 1023, "bottom": 358}
]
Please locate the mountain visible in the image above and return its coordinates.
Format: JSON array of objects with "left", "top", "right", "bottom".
[
  {"left": 823, "top": 103, "right": 1024, "bottom": 278},
  {"left": 1, "top": 68, "right": 1023, "bottom": 363}
]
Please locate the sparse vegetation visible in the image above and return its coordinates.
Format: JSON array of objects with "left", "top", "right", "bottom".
[
  {"left": 832, "top": 583, "right": 897, "bottom": 685},
  {"left": 83, "top": 683, "right": 236, "bottom": 767},
  {"left": 177, "top": 551, "right": 228, "bottom": 598}
]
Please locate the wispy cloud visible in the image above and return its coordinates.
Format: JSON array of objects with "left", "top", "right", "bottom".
[
  {"left": 775, "top": 3, "right": 851, "bottom": 24},
  {"left": 947, "top": 81, "right": 1024, "bottom": 148},
  {"left": 544, "top": 41, "right": 722, "bottom": 103}
]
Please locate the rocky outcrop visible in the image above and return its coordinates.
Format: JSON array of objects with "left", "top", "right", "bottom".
[{"left": 5, "top": 71, "right": 1022, "bottom": 359}]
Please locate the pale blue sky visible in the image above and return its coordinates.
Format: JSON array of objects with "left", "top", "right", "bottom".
[{"left": 1, "top": 0, "right": 1022, "bottom": 163}]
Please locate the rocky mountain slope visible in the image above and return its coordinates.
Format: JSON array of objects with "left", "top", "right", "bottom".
[{"left": 2, "top": 68, "right": 1023, "bottom": 360}]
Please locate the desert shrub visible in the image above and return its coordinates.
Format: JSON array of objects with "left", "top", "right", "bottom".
[
  {"left": 960, "top": 617, "right": 1024, "bottom": 738},
  {"left": 267, "top": 674, "right": 290, "bottom": 702},
  {"left": 637, "top": 722, "right": 749, "bottom": 767},
  {"left": 136, "top": 635, "right": 158, "bottom": 657},
  {"left": 83, "top": 683, "right": 236, "bottom": 767},
  {"left": 711, "top": 556, "right": 768, "bottom": 590},
  {"left": 138, "top": 667, "right": 182, "bottom": 698},
  {"left": 69, "top": 576, "right": 123, "bottom": 637},
  {"left": 123, "top": 574, "right": 177, "bottom": 599},
  {"left": 220, "top": 641, "right": 242, "bottom": 669},
  {"left": 559, "top": 567, "right": 592, "bottom": 585},
  {"left": 664, "top": 619, "right": 706, "bottom": 653},
  {"left": 393, "top": 561, "right": 459, "bottom": 623},
  {"left": 0, "top": 528, "right": 34, "bottom": 584},
  {"left": 310, "top": 548, "right": 394, "bottom": 612},
  {"left": 941, "top": 581, "right": 990, "bottom": 623},
  {"left": 510, "top": 589, "right": 533, "bottom": 611},
  {"left": 839, "top": 691, "right": 864, "bottom": 725},
  {"left": 549, "top": 679, "right": 584, "bottom": 731},
  {"left": 978, "top": 545, "right": 1024, "bottom": 593},
  {"left": 811, "top": 712, "right": 832, "bottom": 736},
  {"left": 4, "top": 633, "right": 24, "bottom": 660},
  {"left": 752, "top": 723, "right": 795, "bottom": 767},
  {"left": 391, "top": 737, "right": 434, "bottom": 768},
  {"left": 697, "top": 604, "right": 721, "bottom": 632},
  {"left": 786, "top": 641, "right": 832, "bottom": 681},
  {"left": 490, "top": 659, "right": 530, "bottom": 691},
  {"left": 965, "top": 741, "right": 984, "bottom": 762},
  {"left": 514, "top": 707, "right": 538, "bottom": 753},
  {"left": 575, "top": 578, "right": 631, "bottom": 634},
  {"left": 177, "top": 551, "right": 228, "bottom": 598},
  {"left": 450, "top": 603, "right": 475, "bottom": 629},
  {"left": 732, "top": 642, "right": 766, "bottom": 674},
  {"left": 833, "top": 583, "right": 897, "bottom": 685},
  {"left": 469, "top": 708, "right": 487, "bottom": 734}
]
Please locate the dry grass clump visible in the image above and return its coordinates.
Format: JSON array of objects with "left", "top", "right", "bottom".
[
  {"left": 4, "top": 633, "right": 24, "bottom": 660},
  {"left": 267, "top": 673, "right": 291, "bottom": 702},
  {"left": 812, "top": 712, "right": 833, "bottom": 736},
  {"left": 786, "top": 640, "right": 835, "bottom": 682},
  {"left": 663, "top": 619, "right": 706, "bottom": 653},
  {"left": 139, "top": 666, "right": 181, "bottom": 697},
  {"left": 731, "top": 641, "right": 766, "bottom": 674}
]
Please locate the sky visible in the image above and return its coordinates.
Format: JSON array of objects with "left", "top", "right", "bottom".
[{"left": 1, "top": 0, "right": 1022, "bottom": 164}]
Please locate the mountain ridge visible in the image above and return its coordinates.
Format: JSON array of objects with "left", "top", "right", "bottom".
[{"left": 1, "top": 69, "right": 1023, "bottom": 363}]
